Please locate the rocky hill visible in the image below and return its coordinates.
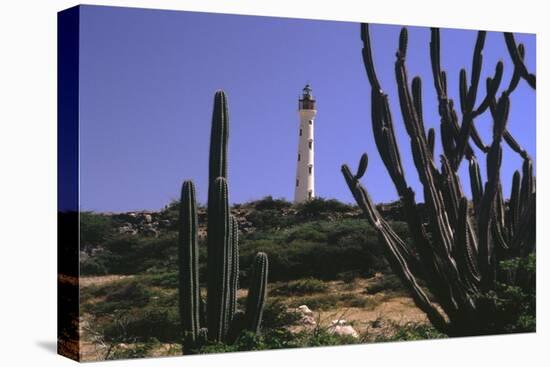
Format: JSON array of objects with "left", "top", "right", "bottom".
[{"left": 98, "top": 197, "right": 412, "bottom": 239}]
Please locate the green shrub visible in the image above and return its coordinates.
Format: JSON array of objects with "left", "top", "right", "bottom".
[
  {"left": 288, "top": 293, "right": 340, "bottom": 311},
  {"left": 261, "top": 299, "right": 302, "bottom": 330},
  {"left": 374, "top": 322, "right": 447, "bottom": 342},
  {"left": 239, "top": 219, "right": 391, "bottom": 282},
  {"left": 476, "top": 253, "right": 536, "bottom": 334},
  {"left": 106, "top": 340, "right": 158, "bottom": 360},
  {"left": 295, "top": 197, "right": 354, "bottom": 219},
  {"left": 142, "top": 272, "right": 178, "bottom": 289},
  {"left": 339, "top": 293, "right": 371, "bottom": 308},
  {"left": 80, "top": 212, "right": 118, "bottom": 251},
  {"left": 103, "top": 306, "right": 181, "bottom": 343},
  {"left": 272, "top": 278, "right": 328, "bottom": 296},
  {"left": 246, "top": 209, "right": 291, "bottom": 229},
  {"left": 296, "top": 328, "right": 360, "bottom": 347},
  {"left": 196, "top": 327, "right": 360, "bottom": 354},
  {"left": 253, "top": 196, "right": 292, "bottom": 211},
  {"left": 80, "top": 233, "right": 182, "bottom": 275},
  {"left": 365, "top": 274, "right": 405, "bottom": 295},
  {"left": 80, "top": 257, "right": 108, "bottom": 275}
]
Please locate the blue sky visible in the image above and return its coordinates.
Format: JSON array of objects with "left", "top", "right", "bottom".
[{"left": 78, "top": 5, "right": 535, "bottom": 212}]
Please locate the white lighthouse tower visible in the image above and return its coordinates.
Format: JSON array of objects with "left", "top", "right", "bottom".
[{"left": 294, "top": 84, "right": 317, "bottom": 203}]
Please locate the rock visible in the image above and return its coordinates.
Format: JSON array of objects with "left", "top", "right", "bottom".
[
  {"left": 295, "top": 305, "right": 316, "bottom": 326},
  {"left": 327, "top": 319, "right": 359, "bottom": 338},
  {"left": 298, "top": 305, "right": 313, "bottom": 316},
  {"left": 144, "top": 214, "right": 152, "bottom": 223},
  {"left": 118, "top": 225, "right": 136, "bottom": 235},
  {"left": 143, "top": 227, "right": 159, "bottom": 237},
  {"left": 158, "top": 219, "right": 171, "bottom": 228}
]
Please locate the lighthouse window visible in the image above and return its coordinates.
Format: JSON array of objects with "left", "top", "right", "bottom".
[
  {"left": 308, "top": 190, "right": 313, "bottom": 199},
  {"left": 308, "top": 165, "right": 312, "bottom": 175},
  {"left": 296, "top": 179, "right": 299, "bottom": 187},
  {"left": 308, "top": 141, "right": 312, "bottom": 150},
  {"left": 309, "top": 120, "right": 313, "bottom": 125},
  {"left": 299, "top": 129, "right": 302, "bottom": 136},
  {"left": 298, "top": 153, "right": 301, "bottom": 161}
]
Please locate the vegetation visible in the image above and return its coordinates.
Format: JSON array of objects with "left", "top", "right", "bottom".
[
  {"left": 342, "top": 24, "right": 536, "bottom": 336},
  {"left": 77, "top": 27, "right": 536, "bottom": 359},
  {"left": 272, "top": 278, "right": 328, "bottom": 296},
  {"left": 178, "top": 91, "right": 269, "bottom": 353},
  {"left": 80, "top": 208, "right": 397, "bottom": 280}
]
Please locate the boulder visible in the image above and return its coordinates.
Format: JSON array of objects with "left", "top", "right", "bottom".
[
  {"left": 295, "top": 305, "right": 316, "bottom": 326},
  {"left": 327, "top": 319, "right": 359, "bottom": 338}
]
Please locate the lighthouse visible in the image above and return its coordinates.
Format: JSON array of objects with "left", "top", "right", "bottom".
[{"left": 294, "top": 84, "right": 317, "bottom": 203}]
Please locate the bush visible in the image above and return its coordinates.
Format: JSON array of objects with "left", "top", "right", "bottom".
[
  {"left": 80, "top": 257, "right": 108, "bottom": 275},
  {"left": 253, "top": 196, "right": 292, "bottom": 211},
  {"left": 143, "top": 272, "right": 178, "bottom": 289},
  {"left": 105, "top": 282, "right": 150, "bottom": 304},
  {"left": 272, "top": 278, "right": 328, "bottom": 296},
  {"left": 80, "top": 212, "right": 117, "bottom": 251},
  {"left": 374, "top": 322, "right": 447, "bottom": 342},
  {"left": 261, "top": 299, "right": 302, "bottom": 330},
  {"left": 196, "top": 327, "right": 360, "bottom": 354},
  {"left": 79, "top": 199, "right": 404, "bottom": 282},
  {"left": 477, "top": 253, "right": 536, "bottom": 334},
  {"left": 288, "top": 293, "right": 340, "bottom": 311},
  {"left": 365, "top": 274, "right": 405, "bottom": 295},
  {"left": 103, "top": 306, "right": 181, "bottom": 343},
  {"left": 295, "top": 197, "right": 354, "bottom": 219},
  {"left": 239, "top": 219, "right": 392, "bottom": 282},
  {"left": 106, "top": 340, "right": 159, "bottom": 360},
  {"left": 80, "top": 233, "right": 183, "bottom": 275},
  {"left": 246, "top": 209, "right": 291, "bottom": 229}
]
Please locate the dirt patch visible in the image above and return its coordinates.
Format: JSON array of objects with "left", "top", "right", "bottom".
[
  {"left": 80, "top": 275, "right": 135, "bottom": 288},
  {"left": 283, "top": 275, "right": 430, "bottom": 338}
]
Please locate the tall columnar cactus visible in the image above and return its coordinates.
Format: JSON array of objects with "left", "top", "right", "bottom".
[
  {"left": 244, "top": 252, "right": 269, "bottom": 334},
  {"left": 342, "top": 24, "right": 535, "bottom": 336},
  {"left": 178, "top": 181, "right": 200, "bottom": 352},
  {"left": 178, "top": 90, "right": 269, "bottom": 353}
]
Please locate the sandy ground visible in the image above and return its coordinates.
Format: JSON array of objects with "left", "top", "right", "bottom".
[
  {"left": 79, "top": 274, "right": 134, "bottom": 287},
  {"left": 78, "top": 275, "right": 430, "bottom": 361}
]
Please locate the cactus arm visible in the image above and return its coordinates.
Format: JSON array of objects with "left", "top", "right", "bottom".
[
  {"left": 511, "top": 192, "right": 536, "bottom": 256},
  {"left": 519, "top": 157, "right": 534, "bottom": 214},
  {"left": 504, "top": 43, "right": 524, "bottom": 95},
  {"left": 507, "top": 170, "right": 521, "bottom": 240},
  {"left": 468, "top": 157, "right": 484, "bottom": 212},
  {"left": 346, "top": 22, "right": 534, "bottom": 337},
  {"left": 206, "top": 90, "right": 232, "bottom": 342},
  {"left": 341, "top": 163, "right": 450, "bottom": 333},
  {"left": 207, "top": 177, "right": 233, "bottom": 341},
  {"left": 504, "top": 32, "right": 536, "bottom": 89},
  {"left": 454, "top": 197, "right": 480, "bottom": 291},
  {"left": 427, "top": 128, "right": 436, "bottom": 158},
  {"left": 454, "top": 30, "right": 503, "bottom": 169},
  {"left": 179, "top": 90, "right": 268, "bottom": 349},
  {"left": 412, "top": 77, "right": 424, "bottom": 126},
  {"left": 178, "top": 180, "right": 201, "bottom": 350},
  {"left": 208, "top": 91, "right": 229, "bottom": 183},
  {"left": 395, "top": 28, "right": 463, "bottom": 270},
  {"left": 244, "top": 252, "right": 269, "bottom": 334},
  {"left": 228, "top": 215, "right": 239, "bottom": 319},
  {"left": 477, "top": 93, "right": 509, "bottom": 289},
  {"left": 206, "top": 90, "right": 229, "bottom": 341},
  {"left": 362, "top": 24, "right": 462, "bottom": 318},
  {"left": 360, "top": 23, "right": 382, "bottom": 92}
]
